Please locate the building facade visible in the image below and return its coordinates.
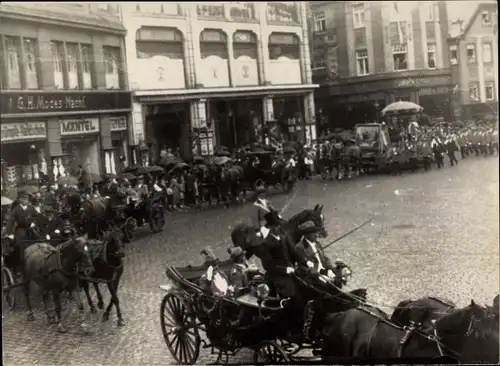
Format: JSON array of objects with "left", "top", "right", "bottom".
[
  {"left": 0, "top": 3, "right": 132, "bottom": 192},
  {"left": 448, "top": 2, "right": 498, "bottom": 121},
  {"left": 121, "top": 2, "right": 316, "bottom": 163},
  {"left": 310, "top": 1, "right": 451, "bottom": 131}
]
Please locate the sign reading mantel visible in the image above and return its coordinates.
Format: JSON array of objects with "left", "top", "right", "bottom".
[{"left": 60, "top": 118, "right": 100, "bottom": 136}]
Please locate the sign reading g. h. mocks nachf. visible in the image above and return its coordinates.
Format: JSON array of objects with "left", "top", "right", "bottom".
[{"left": 60, "top": 118, "right": 100, "bottom": 136}]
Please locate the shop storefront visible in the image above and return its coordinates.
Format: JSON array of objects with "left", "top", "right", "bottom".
[
  {"left": 315, "top": 70, "right": 453, "bottom": 129},
  {"left": 1, "top": 121, "right": 49, "bottom": 191},
  {"left": 272, "top": 96, "right": 306, "bottom": 143},
  {"left": 110, "top": 116, "right": 129, "bottom": 175},
  {"left": 60, "top": 118, "right": 101, "bottom": 177},
  {"left": 1, "top": 90, "right": 132, "bottom": 184}
]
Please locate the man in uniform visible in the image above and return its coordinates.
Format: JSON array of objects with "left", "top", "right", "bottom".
[{"left": 5, "top": 191, "right": 35, "bottom": 274}]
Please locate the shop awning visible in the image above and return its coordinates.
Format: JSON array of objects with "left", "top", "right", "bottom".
[{"left": 135, "top": 84, "right": 319, "bottom": 103}]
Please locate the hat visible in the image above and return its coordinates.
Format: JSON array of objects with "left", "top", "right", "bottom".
[
  {"left": 137, "top": 175, "right": 144, "bottom": 180},
  {"left": 298, "top": 220, "right": 322, "bottom": 235}
]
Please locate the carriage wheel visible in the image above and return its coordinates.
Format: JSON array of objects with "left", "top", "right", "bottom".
[
  {"left": 253, "top": 340, "right": 290, "bottom": 364},
  {"left": 122, "top": 218, "right": 137, "bottom": 243},
  {"left": 161, "top": 293, "right": 200, "bottom": 365},
  {"left": 2, "top": 266, "right": 16, "bottom": 310}
]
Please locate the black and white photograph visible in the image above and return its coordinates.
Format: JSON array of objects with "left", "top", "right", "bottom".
[{"left": 0, "top": 1, "right": 498, "bottom": 364}]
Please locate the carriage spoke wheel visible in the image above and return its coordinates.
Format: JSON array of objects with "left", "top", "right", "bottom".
[
  {"left": 161, "top": 293, "right": 200, "bottom": 365},
  {"left": 2, "top": 267, "right": 16, "bottom": 310},
  {"left": 122, "top": 218, "right": 137, "bottom": 243},
  {"left": 253, "top": 341, "right": 290, "bottom": 364},
  {"left": 150, "top": 208, "right": 165, "bottom": 233}
]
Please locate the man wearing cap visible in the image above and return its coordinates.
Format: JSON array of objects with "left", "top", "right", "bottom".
[{"left": 5, "top": 191, "right": 35, "bottom": 272}]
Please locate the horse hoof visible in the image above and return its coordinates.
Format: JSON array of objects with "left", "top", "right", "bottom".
[
  {"left": 57, "top": 324, "right": 68, "bottom": 333},
  {"left": 97, "top": 301, "right": 104, "bottom": 310},
  {"left": 102, "top": 313, "right": 110, "bottom": 322},
  {"left": 47, "top": 315, "right": 57, "bottom": 324},
  {"left": 27, "top": 313, "right": 35, "bottom": 322},
  {"left": 117, "top": 318, "right": 125, "bottom": 327},
  {"left": 90, "top": 306, "right": 97, "bottom": 313}
]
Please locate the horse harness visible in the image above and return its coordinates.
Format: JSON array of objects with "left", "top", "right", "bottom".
[
  {"left": 360, "top": 306, "right": 466, "bottom": 360},
  {"left": 24, "top": 241, "right": 79, "bottom": 280}
]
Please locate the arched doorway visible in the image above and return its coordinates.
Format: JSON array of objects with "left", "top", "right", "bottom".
[
  {"left": 135, "top": 26, "right": 185, "bottom": 89},
  {"left": 232, "top": 30, "right": 259, "bottom": 86},
  {"left": 199, "top": 29, "right": 229, "bottom": 87}
]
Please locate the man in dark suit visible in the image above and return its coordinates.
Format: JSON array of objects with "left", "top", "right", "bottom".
[
  {"left": 294, "top": 220, "right": 335, "bottom": 278},
  {"left": 5, "top": 191, "right": 35, "bottom": 272},
  {"left": 253, "top": 199, "right": 308, "bottom": 339}
]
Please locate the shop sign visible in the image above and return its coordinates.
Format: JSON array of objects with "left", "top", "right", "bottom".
[
  {"left": 110, "top": 117, "right": 128, "bottom": 132},
  {"left": 60, "top": 118, "right": 99, "bottom": 136},
  {"left": 1, "top": 91, "right": 132, "bottom": 115},
  {"left": 1, "top": 122, "right": 46, "bottom": 143}
]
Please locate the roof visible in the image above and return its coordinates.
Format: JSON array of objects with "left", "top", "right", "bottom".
[
  {"left": 453, "top": 2, "right": 497, "bottom": 39},
  {"left": 0, "top": 3, "right": 125, "bottom": 35}
]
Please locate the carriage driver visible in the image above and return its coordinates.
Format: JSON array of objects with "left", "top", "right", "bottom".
[
  {"left": 253, "top": 198, "right": 308, "bottom": 339},
  {"left": 5, "top": 191, "right": 35, "bottom": 274},
  {"left": 294, "top": 220, "right": 335, "bottom": 279}
]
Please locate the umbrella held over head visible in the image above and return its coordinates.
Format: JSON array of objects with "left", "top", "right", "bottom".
[{"left": 381, "top": 101, "right": 424, "bottom": 117}]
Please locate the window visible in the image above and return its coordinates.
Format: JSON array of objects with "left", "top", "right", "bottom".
[
  {"left": 313, "top": 11, "right": 326, "bottom": 32},
  {"left": 103, "top": 47, "right": 120, "bottom": 89},
  {"left": 51, "top": 41, "right": 64, "bottom": 88},
  {"left": 313, "top": 60, "right": 326, "bottom": 69},
  {"left": 466, "top": 44, "right": 476, "bottom": 63},
  {"left": 81, "top": 45, "right": 93, "bottom": 89},
  {"left": 23, "top": 38, "right": 38, "bottom": 89},
  {"left": 481, "top": 11, "right": 492, "bottom": 26},
  {"left": 449, "top": 45, "right": 458, "bottom": 65},
  {"left": 352, "top": 4, "right": 365, "bottom": 29},
  {"left": 469, "top": 84, "right": 479, "bottom": 101},
  {"left": 5, "top": 36, "right": 21, "bottom": 89},
  {"left": 427, "top": 43, "right": 436, "bottom": 69},
  {"left": 425, "top": 21, "right": 435, "bottom": 39},
  {"left": 482, "top": 43, "right": 492, "bottom": 63},
  {"left": 392, "top": 43, "right": 407, "bottom": 71},
  {"left": 356, "top": 49, "right": 369, "bottom": 75},
  {"left": 485, "top": 83, "right": 495, "bottom": 100},
  {"left": 138, "top": 4, "right": 164, "bottom": 14},
  {"left": 66, "top": 43, "right": 79, "bottom": 89}
]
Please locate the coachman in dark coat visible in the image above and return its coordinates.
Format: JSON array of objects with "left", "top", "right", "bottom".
[{"left": 5, "top": 191, "right": 35, "bottom": 271}]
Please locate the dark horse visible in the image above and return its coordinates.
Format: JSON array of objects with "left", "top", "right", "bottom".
[
  {"left": 23, "top": 233, "right": 94, "bottom": 333},
  {"left": 322, "top": 300, "right": 499, "bottom": 364},
  {"left": 391, "top": 296, "right": 456, "bottom": 329},
  {"left": 80, "top": 228, "right": 126, "bottom": 326},
  {"left": 284, "top": 204, "right": 328, "bottom": 243}
]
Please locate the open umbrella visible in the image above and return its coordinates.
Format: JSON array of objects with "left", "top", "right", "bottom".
[
  {"left": 121, "top": 172, "right": 137, "bottom": 180},
  {"left": 123, "top": 164, "right": 141, "bottom": 173},
  {"left": 17, "top": 185, "right": 39, "bottom": 195},
  {"left": 1, "top": 196, "right": 13, "bottom": 206},
  {"left": 158, "top": 156, "right": 182, "bottom": 167},
  {"left": 283, "top": 146, "right": 296, "bottom": 154},
  {"left": 136, "top": 165, "right": 164, "bottom": 175},
  {"left": 58, "top": 175, "right": 79, "bottom": 186},
  {"left": 381, "top": 101, "right": 423, "bottom": 117},
  {"left": 213, "top": 156, "right": 232, "bottom": 165}
]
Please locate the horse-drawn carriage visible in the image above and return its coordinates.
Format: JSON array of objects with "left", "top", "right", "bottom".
[
  {"left": 159, "top": 254, "right": 364, "bottom": 364},
  {"left": 242, "top": 150, "right": 296, "bottom": 193}
]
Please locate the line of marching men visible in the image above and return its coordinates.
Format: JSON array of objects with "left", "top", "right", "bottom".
[{"left": 417, "top": 122, "right": 499, "bottom": 168}]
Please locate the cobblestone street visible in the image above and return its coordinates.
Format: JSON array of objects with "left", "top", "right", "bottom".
[{"left": 3, "top": 157, "right": 499, "bottom": 365}]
